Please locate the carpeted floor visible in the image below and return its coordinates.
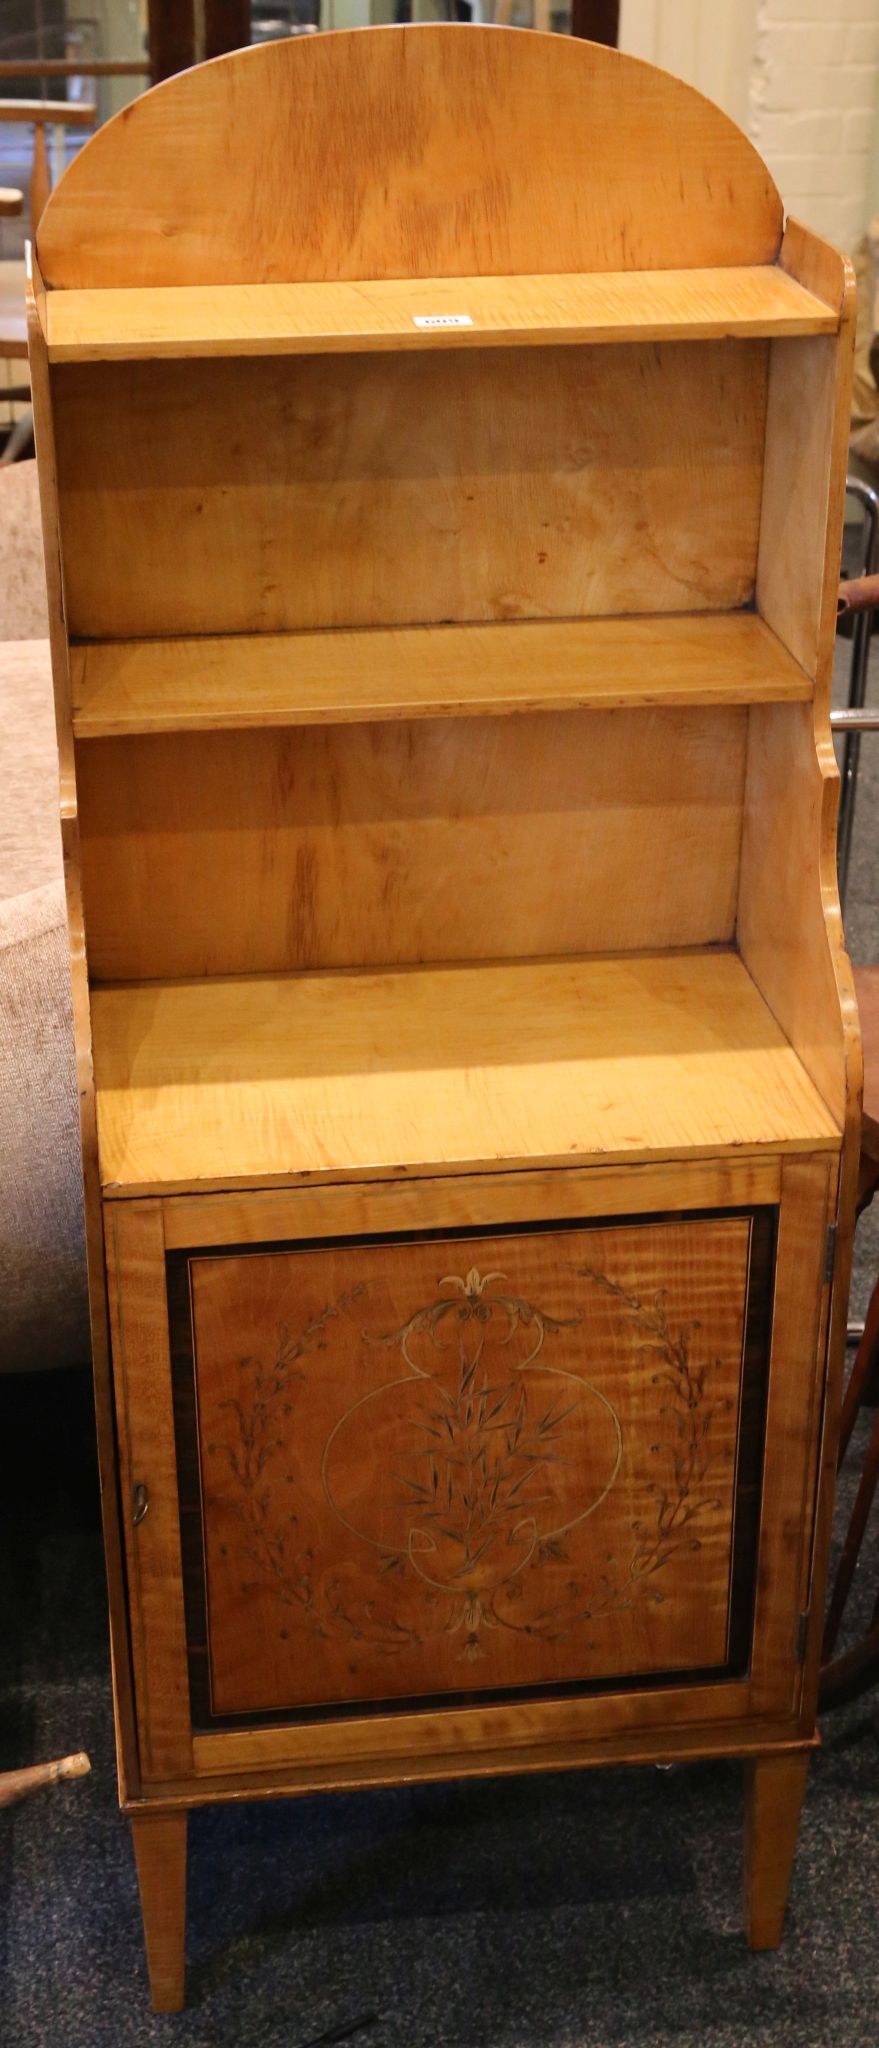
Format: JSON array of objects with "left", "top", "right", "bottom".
[
  {"left": 2, "top": 1367, "right": 879, "bottom": 2048},
  {"left": 3, "top": 635, "right": 879, "bottom": 2046}
]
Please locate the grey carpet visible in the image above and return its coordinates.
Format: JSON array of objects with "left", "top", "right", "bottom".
[
  {"left": 3, "top": 629, "right": 879, "bottom": 2045},
  {"left": 2, "top": 1367, "right": 879, "bottom": 2047}
]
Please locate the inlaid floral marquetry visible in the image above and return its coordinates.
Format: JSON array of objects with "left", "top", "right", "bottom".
[{"left": 188, "top": 1218, "right": 753, "bottom": 1718}]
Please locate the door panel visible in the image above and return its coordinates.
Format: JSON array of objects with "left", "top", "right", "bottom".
[{"left": 177, "top": 1212, "right": 770, "bottom": 1722}]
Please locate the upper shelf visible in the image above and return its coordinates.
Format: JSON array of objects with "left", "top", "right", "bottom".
[
  {"left": 70, "top": 612, "right": 811, "bottom": 737},
  {"left": 43, "top": 264, "right": 839, "bottom": 363}
]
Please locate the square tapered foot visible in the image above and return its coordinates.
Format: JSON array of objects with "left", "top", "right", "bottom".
[
  {"left": 744, "top": 1751, "right": 809, "bottom": 1950},
  {"left": 131, "top": 1810, "right": 188, "bottom": 2011}
]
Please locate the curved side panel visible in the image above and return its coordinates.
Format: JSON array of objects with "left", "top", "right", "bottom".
[
  {"left": 737, "top": 223, "right": 860, "bottom": 1731},
  {"left": 37, "top": 25, "right": 782, "bottom": 289},
  {"left": 738, "top": 704, "right": 861, "bottom": 1142},
  {"left": 743, "top": 224, "right": 860, "bottom": 1146}
]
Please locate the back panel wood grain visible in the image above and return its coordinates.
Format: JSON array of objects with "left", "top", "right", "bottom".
[
  {"left": 76, "top": 706, "right": 747, "bottom": 979},
  {"left": 53, "top": 340, "right": 768, "bottom": 639},
  {"left": 36, "top": 26, "right": 782, "bottom": 291}
]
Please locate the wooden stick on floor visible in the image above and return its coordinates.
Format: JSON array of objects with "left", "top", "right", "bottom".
[{"left": 0, "top": 1752, "right": 91, "bottom": 1810}]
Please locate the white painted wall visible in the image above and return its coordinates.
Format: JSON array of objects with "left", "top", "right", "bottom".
[
  {"left": 620, "top": 0, "right": 879, "bottom": 251},
  {"left": 750, "top": 0, "right": 879, "bottom": 248},
  {"left": 64, "top": 0, "right": 145, "bottom": 122},
  {"left": 619, "top": 0, "right": 758, "bottom": 132}
]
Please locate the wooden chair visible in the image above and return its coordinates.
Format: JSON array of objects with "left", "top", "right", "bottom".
[
  {"left": 821, "top": 963, "right": 879, "bottom": 1704},
  {"left": 0, "top": 174, "right": 26, "bottom": 371},
  {"left": 0, "top": 101, "right": 95, "bottom": 462},
  {"left": 0, "top": 98, "right": 96, "bottom": 231}
]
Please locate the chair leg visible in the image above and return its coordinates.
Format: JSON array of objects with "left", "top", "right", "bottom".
[
  {"left": 743, "top": 1752, "right": 809, "bottom": 1950},
  {"left": 820, "top": 1618, "right": 879, "bottom": 1710},
  {"left": 823, "top": 1396, "right": 879, "bottom": 1661},
  {"left": 837, "top": 1271, "right": 879, "bottom": 1468},
  {"left": 131, "top": 1810, "right": 188, "bottom": 2012}
]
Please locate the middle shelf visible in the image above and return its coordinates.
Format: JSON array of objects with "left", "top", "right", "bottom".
[
  {"left": 91, "top": 948, "right": 839, "bottom": 1199},
  {"left": 71, "top": 611, "right": 811, "bottom": 737}
]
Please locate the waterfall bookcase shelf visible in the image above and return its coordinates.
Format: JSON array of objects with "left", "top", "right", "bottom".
[{"left": 29, "top": 24, "right": 859, "bottom": 2012}]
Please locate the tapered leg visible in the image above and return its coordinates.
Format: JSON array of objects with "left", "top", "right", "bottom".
[
  {"left": 744, "top": 1752, "right": 809, "bottom": 1951},
  {"left": 131, "top": 1811, "right": 188, "bottom": 2012}
]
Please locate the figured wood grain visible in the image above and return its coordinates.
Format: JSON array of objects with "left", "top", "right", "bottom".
[
  {"left": 187, "top": 1692, "right": 763, "bottom": 1786},
  {"left": 43, "top": 265, "right": 836, "bottom": 363},
  {"left": 178, "top": 1728, "right": 814, "bottom": 1801},
  {"left": 105, "top": 1202, "right": 192, "bottom": 1779},
  {"left": 161, "top": 1158, "right": 782, "bottom": 1251},
  {"left": 75, "top": 708, "right": 747, "bottom": 980},
  {"left": 105, "top": 1153, "right": 776, "bottom": 1799},
  {"left": 69, "top": 614, "right": 811, "bottom": 737},
  {"left": 35, "top": 26, "right": 782, "bottom": 291},
  {"left": 52, "top": 341, "right": 768, "bottom": 639},
  {"left": 190, "top": 1220, "right": 749, "bottom": 1715},
  {"left": 90, "top": 951, "right": 839, "bottom": 1198}
]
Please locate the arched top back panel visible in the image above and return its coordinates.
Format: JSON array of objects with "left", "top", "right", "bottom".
[{"left": 37, "top": 25, "right": 782, "bottom": 290}]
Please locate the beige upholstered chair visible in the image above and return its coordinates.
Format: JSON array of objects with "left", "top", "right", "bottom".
[{"left": 0, "top": 460, "right": 89, "bottom": 1372}]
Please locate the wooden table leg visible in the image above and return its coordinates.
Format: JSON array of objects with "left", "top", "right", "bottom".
[
  {"left": 743, "top": 1752, "right": 809, "bottom": 1950},
  {"left": 131, "top": 1811, "right": 188, "bottom": 2012}
]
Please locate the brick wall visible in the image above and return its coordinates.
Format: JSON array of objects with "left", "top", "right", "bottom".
[
  {"left": 750, "top": 0, "right": 879, "bottom": 249},
  {"left": 620, "top": 0, "right": 879, "bottom": 252}
]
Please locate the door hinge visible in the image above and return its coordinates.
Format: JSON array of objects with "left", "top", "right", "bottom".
[
  {"left": 824, "top": 1221, "right": 838, "bottom": 1287},
  {"left": 797, "top": 1608, "right": 810, "bottom": 1661}
]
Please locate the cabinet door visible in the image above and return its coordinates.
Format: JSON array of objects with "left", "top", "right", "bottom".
[
  {"left": 107, "top": 1158, "right": 834, "bottom": 1782},
  {"left": 172, "top": 1210, "right": 771, "bottom": 1722}
]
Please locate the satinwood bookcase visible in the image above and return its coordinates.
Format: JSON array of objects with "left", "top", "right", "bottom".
[{"left": 28, "top": 25, "right": 859, "bottom": 2011}]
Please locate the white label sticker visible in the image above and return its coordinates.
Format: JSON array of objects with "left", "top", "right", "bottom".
[{"left": 412, "top": 313, "right": 474, "bottom": 329}]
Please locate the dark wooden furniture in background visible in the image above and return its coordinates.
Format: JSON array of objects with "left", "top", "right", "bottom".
[
  {"left": 29, "top": 25, "right": 859, "bottom": 2010},
  {"left": 570, "top": 0, "right": 618, "bottom": 43},
  {"left": 148, "top": 0, "right": 621, "bottom": 76},
  {"left": 205, "top": 0, "right": 254, "bottom": 60},
  {"left": 147, "top": 0, "right": 197, "bottom": 84},
  {"left": 147, "top": 0, "right": 273, "bottom": 77}
]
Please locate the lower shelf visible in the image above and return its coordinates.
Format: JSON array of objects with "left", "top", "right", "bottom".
[
  {"left": 70, "top": 611, "right": 811, "bottom": 735},
  {"left": 91, "top": 949, "right": 839, "bottom": 1197}
]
